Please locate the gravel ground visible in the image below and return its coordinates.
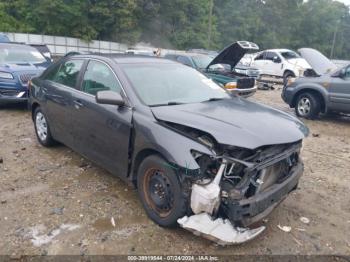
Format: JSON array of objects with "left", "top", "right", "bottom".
[{"left": 0, "top": 89, "right": 349, "bottom": 256}]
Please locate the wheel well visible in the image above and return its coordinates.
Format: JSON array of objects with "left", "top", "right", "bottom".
[
  {"left": 31, "top": 102, "right": 40, "bottom": 121},
  {"left": 283, "top": 70, "right": 295, "bottom": 77},
  {"left": 292, "top": 89, "right": 326, "bottom": 112},
  {"left": 131, "top": 149, "right": 165, "bottom": 187}
]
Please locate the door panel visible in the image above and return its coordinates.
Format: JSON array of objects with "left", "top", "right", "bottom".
[
  {"left": 264, "top": 52, "right": 282, "bottom": 76},
  {"left": 44, "top": 80, "right": 75, "bottom": 144},
  {"left": 329, "top": 68, "right": 350, "bottom": 113},
  {"left": 42, "top": 59, "right": 85, "bottom": 145},
  {"left": 70, "top": 93, "right": 132, "bottom": 176},
  {"left": 71, "top": 60, "right": 133, "bottom": 177},
  {"left": 252, "top": 53, "right": 267, "bottom": 74}
]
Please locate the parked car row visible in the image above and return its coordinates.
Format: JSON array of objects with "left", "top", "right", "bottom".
[
  {"left": 0, "top": 34, "right": 348, "bottom": 245},
  {"left": 164, "top": 41, "right": 259, "bottom": 97}
]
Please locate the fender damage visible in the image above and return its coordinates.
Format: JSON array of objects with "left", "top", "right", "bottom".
[{"left": 146, "top": 100, "right": 308, "bottom": 245}]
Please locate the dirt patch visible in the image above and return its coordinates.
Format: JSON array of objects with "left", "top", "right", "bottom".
[{"left": 0, "top": 90, "right": 349, "bottom": 255}]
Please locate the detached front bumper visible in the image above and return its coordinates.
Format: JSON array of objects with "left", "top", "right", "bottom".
[{"left": 224, "top": 162, "right": 303, "bottom": 227}]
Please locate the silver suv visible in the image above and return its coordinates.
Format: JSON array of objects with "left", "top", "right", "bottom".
[{"left": 282, "top": 48, "right": 350, "bottom": 119}]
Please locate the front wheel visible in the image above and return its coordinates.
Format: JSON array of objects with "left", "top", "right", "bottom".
[
  {"left": 34, "top": 107, "right": 56, "bottom": 146},
  {"left": 283, "top": 71, "right": 295, "bottom": 86},
  {"left": 137, "top": 155, "right": 188, "bottom": 227},
  {"left": 295, "top": 92, "right": 321, "bottom": 119}
]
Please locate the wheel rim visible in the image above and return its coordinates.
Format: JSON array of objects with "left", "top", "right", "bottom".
[
  {"left": 297, "top": 97, "right": 311, "bottom": 116},
  {"left": 35, "top": 112, "right": 48, "bottom": 141},
  {"left": 143, "top": 168, "right": 174, "bottom": 218}
]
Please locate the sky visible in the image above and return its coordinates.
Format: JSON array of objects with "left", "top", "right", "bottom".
[{"left": 336, "top": 0, "right": 350, "bottom": 6}]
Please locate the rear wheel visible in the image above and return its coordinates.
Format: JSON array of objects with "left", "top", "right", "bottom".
[
  {"left": 137, "top": 155, "right": 188, "bottom": 227},
  {"left": 295, "top": 92, "right": 321, "bottom": 119},
  {"left": 34, "top": 107, "right": 56, "bottom": 146}
]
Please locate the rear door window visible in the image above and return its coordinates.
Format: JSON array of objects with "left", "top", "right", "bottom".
[
  {"left": 51, "top": 59, "right": 84, "bottom": 88},
  {"left": 254, "top": 52, "right": 265, "bottom": 61},
  {"left": 81, "top": 60, "right": 122, "bottom": 96}
]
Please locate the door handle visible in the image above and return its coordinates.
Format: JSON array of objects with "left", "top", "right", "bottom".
[{"left": 73, "top": 100, "right": 84, "bottom": 109}]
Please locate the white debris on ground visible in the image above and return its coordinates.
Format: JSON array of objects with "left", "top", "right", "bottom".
[
  {"left": 300, "top": 217, "right": 310, "bottom": 224},
  {"left": 26, "top": 224, "right": 81, "bottom": 247},
  {"left": 178, "top": 213, "right": 265, "bottom": 246},
  {"left": 277, "top": 225, "right": 292, "bottom": 233},
  {"left": 111, "top": 217, "right": 116, "bottom": 227}
]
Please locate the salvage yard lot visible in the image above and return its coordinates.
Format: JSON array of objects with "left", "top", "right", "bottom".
[{"left": 0, "top": 89, "right": 349, "bottom": 255}]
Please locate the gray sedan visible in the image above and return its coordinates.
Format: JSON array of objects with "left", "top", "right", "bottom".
[{"left": 29, "top": 54, "right": 307, "bottom": 244}]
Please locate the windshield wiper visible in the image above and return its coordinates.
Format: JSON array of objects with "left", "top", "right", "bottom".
[{"left": 150, "top": 101, "right": 185, "bottom": 107}]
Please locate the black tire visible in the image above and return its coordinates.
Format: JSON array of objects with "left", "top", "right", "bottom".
[
  {"left": 283, "top": 71, "right": 295, "bottom": 86},
  {"left": 33, "top": 107, "right": 56, "bottom": 147},
  {"left": 295, "top": 92, "right": 321, "bottom": 119},
  {"left": 137, "top": 155, "right": 188, "bottom": 227}
]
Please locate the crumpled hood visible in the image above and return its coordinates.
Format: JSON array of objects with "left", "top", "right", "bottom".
[
  {"left": 207, "top": 41, "right": 259, "bottom": 70},
  {"left": 152, "top": 98, "right": 308, "bottom": 149},
  {"left": 298, "top": 48, "right": 337, "bottom": 75}
]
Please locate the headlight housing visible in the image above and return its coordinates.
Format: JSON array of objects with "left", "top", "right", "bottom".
[
  {"left": 224, "top": 82, "right": 237, "bottom": 89},
  {"left": 0, "top": 71, "right": 14, "bottom": 79}
]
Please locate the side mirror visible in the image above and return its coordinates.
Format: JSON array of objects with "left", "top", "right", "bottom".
[
  {"left": 272, "top": 56, "right": 281, "bottom": 63},
  {"left": 96, "top": 90, "right": 125, "bottom": 106}
]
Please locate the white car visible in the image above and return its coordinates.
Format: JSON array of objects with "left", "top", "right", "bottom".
[{"left": 250, "top": 49, "right": 311, "bottom": 84}]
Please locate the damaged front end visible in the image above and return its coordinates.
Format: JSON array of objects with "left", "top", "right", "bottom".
[{"left": 177, "top": 135, "right": 303, "bottom": 245}]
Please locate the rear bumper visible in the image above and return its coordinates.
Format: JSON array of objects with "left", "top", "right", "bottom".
[{"left": 224, "top": 162, "right": 303, "bottom": 227}]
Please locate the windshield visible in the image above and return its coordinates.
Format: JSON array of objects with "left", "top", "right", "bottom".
[
  {"left": 280, "top": 51, "right": 300, "bottom": 60},
  {"left": 0, "top": 46, "right": 47, "bottom": 64},
  {"left": 192, "top": 55, "right": 213, "bottom": 69},
  {"left": 121, "top": 63, "right": 230, "bottom": 106}
]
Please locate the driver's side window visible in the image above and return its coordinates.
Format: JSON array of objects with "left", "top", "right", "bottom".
[
  {"left": 265, "top": 52, "right": 277, "bottom": 61},
  {"left": 82, "top": 61, "right": 122, "bottom": 96}
]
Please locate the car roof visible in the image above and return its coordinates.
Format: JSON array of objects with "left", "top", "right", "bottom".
[
  {"left": 264, "top": 49, "right": 294, "bottom": 53},
  {"left": 0, "top": 43, "right": 36, "bottom": 50},
  {"left": 165, "top": 52, "right": 209, "bottom": 58},
  {"left": 69, "top": 54, "right": 178, "bottom": 64}
]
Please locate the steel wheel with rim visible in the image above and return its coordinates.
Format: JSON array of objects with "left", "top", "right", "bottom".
[
  {"left": 143, "top": 168, "right": 174, "bottom": 218},
  {"left": 295, "top": 92, "right": 321, "bottom": 119},
  {"left": 34, "top": 107, "right": 56, "bottom": 146},
  {"left": 297, "top": 97, "right": 311, "bottom": 117},
  {"left": 137, "top": 155, "right": 188, "bottom": 227},
  {"left": 35, "top": 112, "right": 48, "bottom": 142}
]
